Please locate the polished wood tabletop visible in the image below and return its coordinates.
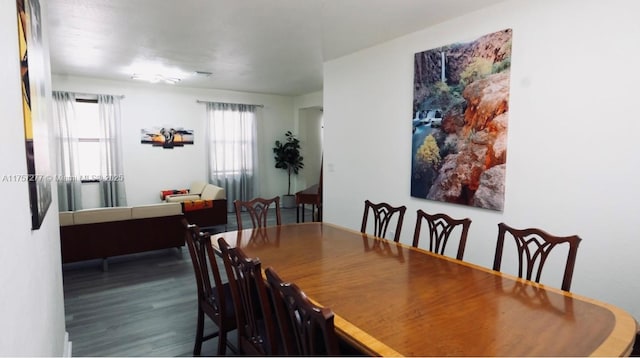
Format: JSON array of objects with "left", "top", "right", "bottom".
[{"left": 212, "top": 222, "right": 637, "bottom": 357}]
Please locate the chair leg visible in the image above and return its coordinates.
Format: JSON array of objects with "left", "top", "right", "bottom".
[
  {"left": 193, "top": 307, "right": 204, "bottom": 356},
  {"left": 217, "top": 329, "right": 228, "bottom": 356}
]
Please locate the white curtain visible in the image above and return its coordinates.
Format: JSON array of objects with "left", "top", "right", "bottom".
[
  {"left": 97, "top": 94, "right": 127, "bottom": 207},
  {"left": 52, "top": 91, "right": 82, "bottom": 211},
  {"left": 206, "top": 102, "right": 259, "bottom": 212}
]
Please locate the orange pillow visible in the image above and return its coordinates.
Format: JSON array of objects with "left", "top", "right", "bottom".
[{"left": 160, "top": 189, "right": 189, "bottom": 200}]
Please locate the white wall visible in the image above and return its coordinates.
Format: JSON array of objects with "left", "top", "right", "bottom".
[
  {"left": 0, "top": 0, "right": 67, "bottom": 355},
  {"left": 294, "top": 90, "right": 322, "bottom": 110},
  {"left": 323, "top": 0, "right": 640, "bottom": 321},
  {"left": 52, "top": 75, "right": 296, "bottom": 206}
]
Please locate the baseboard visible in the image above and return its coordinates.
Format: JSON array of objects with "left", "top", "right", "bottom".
[{"left": 63, "top": 331, "right": 72, "bottom": 357}]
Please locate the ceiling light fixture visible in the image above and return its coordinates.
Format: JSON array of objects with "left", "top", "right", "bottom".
[
  {"left": 131, "top": 73, "right": 181, "bottom": 85},
  {"left": 194, "top": 71, "right": 213, "bottom": 77}
]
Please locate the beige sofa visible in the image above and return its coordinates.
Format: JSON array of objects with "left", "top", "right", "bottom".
[
  {"left": 161, "top": 181, "right": 228, "bottom": 227},
  {"left": 161, "top": 181, "right": 225, "bottom": 202},
  {"left": 59, "top": 202, "right": 185, "bottom": 265}
]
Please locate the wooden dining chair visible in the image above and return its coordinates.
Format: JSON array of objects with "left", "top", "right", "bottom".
[
  {"left": 493, "top": 222, "right": 582, "bottom": 292},
  {"left": 217, "top": 237, "right": 281, "bottom": 355},
  {"left": 182, "top": 219, "right": 236, "bottom": 356},
  {"left": 360, "top": 200, "right": 407, "bottom": 242},
  {"left": 412, "top": 210, "right": 471, "bottom": 260},
  {"left": 234, "top": 196, "right": 282, "bottom": 231},
  {"left": 265, "top": 267, "right": 341, "bottom": 356}
]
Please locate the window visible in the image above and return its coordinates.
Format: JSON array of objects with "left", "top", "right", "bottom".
[
  {"left": 206, "top": 102, "right": 258, "bottom": 210},
  {"left": 53, "top": 91, "right": 126, "bottom": 210},
  {"left": 207, "top": 104, "right": 257, "bottom": 177},
  {"left": 209, "top": 108, "right": 255, "bottom": 176},
  {"left": 74, "top": 99, "right": 101, "bottom": 181}
]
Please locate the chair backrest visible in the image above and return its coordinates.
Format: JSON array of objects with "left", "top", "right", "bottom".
[
  {"left": 360, "top": 200, "right": 407, "bottom": 242},
  {"left": 182, "top": 219, "right": 227, "bottom": 317},
  {"left": 217, "top": 237, "right": 279, "bottom": 355},
  {"left": 265, "top": 267, "right": 341, "bottom": 356},
  {"left": 493, "top": 222, "right": 582, "bottom": 292},
  {"left": 234, "top": 197, "right": 282, "bottom": 231},
  {"left": 412, "top": 210, "right": 471, "bottom": 260}
]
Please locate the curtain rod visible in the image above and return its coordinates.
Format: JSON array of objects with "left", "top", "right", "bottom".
[
  {"left": 196, "top": 99, "right": 264, "bottom": 108},
  {"left": 73, "top": 92, "right": 125, "bottom": 99}
]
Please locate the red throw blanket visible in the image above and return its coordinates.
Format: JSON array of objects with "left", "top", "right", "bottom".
[{"left": 182, "top": 199, "right": 214, "bottom": 212}]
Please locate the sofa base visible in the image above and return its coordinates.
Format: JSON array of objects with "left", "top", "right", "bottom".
[
  {"left": 182, "top": 199, "right": 228, "bottom": 228},
  {"left": 60, "top": 214, "right": 185, "bottom": 264}
]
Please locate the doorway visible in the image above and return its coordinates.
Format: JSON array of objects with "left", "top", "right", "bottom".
[{"left": 297, "top": 107, "right": 323, "bottom": 190}]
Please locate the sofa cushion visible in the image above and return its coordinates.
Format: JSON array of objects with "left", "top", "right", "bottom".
[
  {"left": 189, "top": 181, "right": 208, "bottom": 195},
  {"left": 131, "top": 202, "right": 182, "bottom": 219},
  {"left": 201, "top": 184, "right": 226, "bottom": 200},
  {"left": 59, "top": 212, "right": 74, "bottom": 226},
  {"left": 73, "top": 207, "right": 132, "bottom": 225},
  {"left": 166, "top": 194, "right": 201, "bottom": 203}
]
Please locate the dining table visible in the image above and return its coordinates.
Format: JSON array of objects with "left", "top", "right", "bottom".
[{"left": 211, "top": 222, "right": 638, "bottom": 356}]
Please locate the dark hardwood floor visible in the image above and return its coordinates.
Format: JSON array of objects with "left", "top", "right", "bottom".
[{"left": 62, "top": 207, "right": 302, "bottom": 357}]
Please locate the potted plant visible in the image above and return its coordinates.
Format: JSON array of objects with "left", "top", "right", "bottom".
[{"left": 273, "top": 130, "right": 304, "bottom": 208}]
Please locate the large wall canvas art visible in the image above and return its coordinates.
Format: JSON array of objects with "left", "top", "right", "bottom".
[
  {"left": 17, "top": 0, "right": 52, "bottom": 229},
  {"left": 141, "top": 127, "right": 194, "bottom": 148},
  {"left": 411, "top": 29, "right": 512, "bottom": 211}
]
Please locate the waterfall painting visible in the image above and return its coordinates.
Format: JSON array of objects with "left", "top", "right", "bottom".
[{"left": 411, "top": 29, "right": 512, "bottom": 211}]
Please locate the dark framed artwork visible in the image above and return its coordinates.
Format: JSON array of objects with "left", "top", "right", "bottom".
[
  {"left": 141, "top": 127, "right": 194, "bottom": 148},
  {"left": 17, "top": 0, "right": 52, "bottom": 229},
  {"left": 411, "top": 28, "right": 512, "bottom": 211}
]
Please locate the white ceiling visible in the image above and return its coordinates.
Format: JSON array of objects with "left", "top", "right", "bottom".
[{"left": 46, "top": 0, "right": 505, "bottom": 96}]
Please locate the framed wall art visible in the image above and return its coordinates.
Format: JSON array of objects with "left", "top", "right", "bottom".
[
  {"left": 411, "top": 28, "right": 512, "bottom": 211},
  {"left": 17, "top": 0, "right": 52, "bottom": 229},
  {"left": 141, "top": 127, "right": 194, "bottom": 148}
]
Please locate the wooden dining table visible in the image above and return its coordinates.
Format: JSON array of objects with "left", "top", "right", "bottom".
[{"left": 211, "top": 222, "right": 637, "bottom": 356}]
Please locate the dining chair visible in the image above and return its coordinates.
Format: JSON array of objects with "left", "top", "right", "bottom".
[
  {"left": 412, "top": 210, "right": 471, "bottom": 260},
  {"left": 265, "top": 267, "right": 341, "bottom": 356},
  {"left": 360, "top": 200, "right": 407, "bottom": 242},
  {"left": 493, "top": 222, "right": 582, "bottom": 292},
  {"left": 217, "top": 237, "right": 281, "bottom": 355},
  {"left": 234, "top": 196, "right": 282, "bottom": 231},
  {"left": 182, "top": 219, "right": 236, "bottom": 356}
]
